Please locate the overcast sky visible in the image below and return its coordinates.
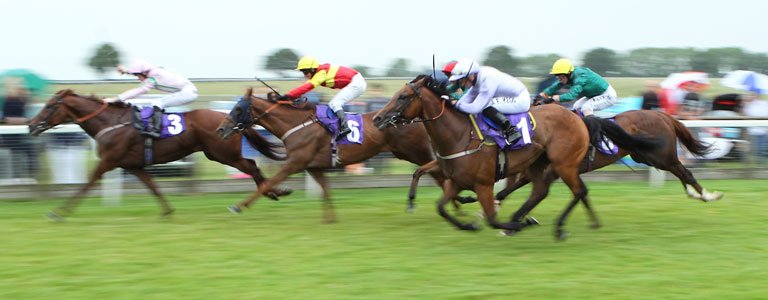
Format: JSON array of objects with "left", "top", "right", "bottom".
[{"left": 3, "top": 0, "right": 767, "bottom": 80}]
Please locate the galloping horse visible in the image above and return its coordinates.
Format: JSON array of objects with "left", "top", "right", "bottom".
[
  {"left": 494, "top": 109, "right": 723, "bottom": 203},
  {"left": 373, "top": 75, "right": 663, "bottom": 239},
  {"left": 408, "top": 110, "right": 723, "bottom": 208},
  {"left": 28, "top": 89, "right": 291, "bottom": 220},
  {"left": 216, "top": 88, "right": 455, "bottom": 223}
]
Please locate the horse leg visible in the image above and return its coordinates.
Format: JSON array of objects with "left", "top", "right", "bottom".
[
  {"left": 231, "top": 162, "right": 304, "bottom": 213},
  {"left": 554, "top": 173, "right": 590, "bottom": 241},
  {"left": 49, "top": 161, "right": 115, "bottom": 221},
  {"left": 500, "top": 172, "right": 551, "bottom": 236},
  {"left": 234, "top": 158, "right": 293, "bottom": 200},
  {"left": 408, "top": 161, "right": 435, "bottom": 213},
  {"left": 494, "top": 173, "right": 530, "bottom": 205},
  {"left": 306, "top": 169, "right": 336, "bottom": 223},
  {"left": 418, "top": 161, "right": 474, "bottom": 214},
  {"left": 436, "top": 180, "right": 480, "bottom": 231},
  {"left": 126, "top": 169, "right": 174, "bottom": 217},
  {"left": 666, "top": 161, "right": 723, "bottom": 202}
]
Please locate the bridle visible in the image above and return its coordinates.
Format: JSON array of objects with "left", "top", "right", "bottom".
[
  {"left": 379, "top": 79, "right": 447, "bottom": 128},
  {"left": 226, "top": 97, "right": 297, "bottom": 132},
  {"left": 31, "top": 95, "right": 109, "bottom": 133}
]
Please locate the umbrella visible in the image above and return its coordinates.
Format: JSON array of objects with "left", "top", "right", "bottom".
[
  {"left": 660, "top": 71, "right": 709, "bottom": 89},
  {"left": 720, "top": 70, "right": 768, "bottom": 94},
  {"left": 0, "top": 68, "right": 49, "bottom": 96}
]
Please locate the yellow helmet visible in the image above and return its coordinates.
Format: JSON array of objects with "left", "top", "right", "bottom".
[
  {"left": 550, "top": 58, "right": 574, "bottom": 74},
  {"left": 296, "top": 56, "right": 320, "bottom": 70}
]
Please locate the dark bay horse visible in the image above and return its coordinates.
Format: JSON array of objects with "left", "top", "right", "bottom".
[
  {"left": 493, "top": 109, "right": 723, "bottom": 203},
  {"left": 216, "top": 88, "right": 453, "bottom": 223},
  {"left": 373, "top": 75, "right": 663, "bottom": 239},
  {"left": 28, "top": 89, "right": 291, "bottom": 220}
]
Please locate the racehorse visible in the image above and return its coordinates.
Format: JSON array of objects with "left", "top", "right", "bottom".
[
  {"left": 494, "top": 108, "right": 723, "bottom": 203},
  {"left": 373, "top": 75, "right": 663, "bottom": 239},
  {"left": 28, "top": 89, "right": 291, "bottom": 220},
  {"left": 216, "top": 88, "right": 458, "bottom": 223},
  {"left": 408, "top": 109, "right": 723, "bottom": 209}
]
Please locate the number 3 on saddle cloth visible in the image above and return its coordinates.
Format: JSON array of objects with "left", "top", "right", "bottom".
[
  {"left": 133, "top": 106, "right": 186, "bottom": 138},
  {"left": 315, "top": 105, "right": 364, "bottom": 144}
]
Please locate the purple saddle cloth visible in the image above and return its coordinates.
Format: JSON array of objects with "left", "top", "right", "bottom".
[
  {"left": 138, "top": 107, "right": 186, "bottom": 138},
  {"left": 315, "top": 105, "right": 364, "bottom": 144}
]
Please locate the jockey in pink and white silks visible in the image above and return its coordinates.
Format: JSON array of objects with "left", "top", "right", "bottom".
[
  {"left": 448, "top": 58, "right": 531, "bottom": 145},
  {"left": 104, "top": 60, "right": 198, "bottom": 137},
  {"left": 105, "top": 60, "right": 198, "bottom": 109}
]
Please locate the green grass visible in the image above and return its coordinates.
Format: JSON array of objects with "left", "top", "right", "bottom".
[{"left": 0, "top": 180, "right": 766, "bottom": 299}]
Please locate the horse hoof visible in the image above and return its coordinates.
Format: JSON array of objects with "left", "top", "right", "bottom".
[
  {"left": 554, "top": 229, "right": 569, "bottom": 241},
  {"left": 498, "top": 230, "right": 519, "bottom": 237},
  {"left": 228, "top": 204, "right": 242, "bottom": 214},
  {"left": 46, "top": 211, "right": 65, "bottom": 222},
  {"left": 524, "top": 216, "right": 540, "bottom": 226},
  {"left": 277, "top": 188, "right": 293, "bottom": 196},
  {"left": 456, "top": 196, "right": 477, "bottom": 204},
  {"left": 590, "top": 223, "right": 602, "bottom": 229},
  {"left": 461, "top": 223, "right": 481, "bottom": 231},
  {"left": 406, "top": 206, "right": 415, "bottom": 214},
  {"left": 701, "top": 190, "right": 724, "bottom": 202},
  {"left": 265, "top": 192, "right": 280, "bottom": 201}
]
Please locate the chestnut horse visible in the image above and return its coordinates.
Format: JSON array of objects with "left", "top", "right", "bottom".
[
  {"left": 216, "top": 88, "right": 455, "bottom": 223},
  {"left": 373, "top": 75, "right": 663, "bottom": 239},
  {"left": 28, "top": 89, "right": 290, "bottom": 220}
]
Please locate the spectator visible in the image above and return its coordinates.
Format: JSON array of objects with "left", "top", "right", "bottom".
[
  {"left": 1, "top": 78, "right": 39, "bottom": 179},
  {"left": 676, "top": 82, "right": 706, "bottom": 120},
  {"left": 641, "top": 80, "right": 661, "bottom": 110},
  {"left": 742, "top": 93, "right": 768, "bottom": 164},
  {"left": 711, "top": 93, "right": 743, "bottom": 112}
]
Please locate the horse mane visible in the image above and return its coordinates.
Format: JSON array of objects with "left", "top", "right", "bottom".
[
  {"left": 54, "top": 89, "right": 128, "bottom": 107},
  {"left": 410, "top": 74, "right": 450, "bottom": 97}
]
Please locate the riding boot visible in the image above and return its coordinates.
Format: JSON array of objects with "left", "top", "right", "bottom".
[
  {"left": 146, "top": 106, "right": 163, "bottom": 138},
  {"left": 334, "top": 110, "right": 351, "bottom": 141},
  {"left": 482, "top": 106, "right": 521, "bottom": 145}
]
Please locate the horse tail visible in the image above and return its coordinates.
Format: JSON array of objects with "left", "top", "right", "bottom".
[
  {"left": 660, "top": 112, "right": 713, "bottom": 156},
  {"left": 242, "top": 127, "right": 287, "bottom": 161},
  {"left": 582, "top": 116, "right": 665, "bottom": 153}
]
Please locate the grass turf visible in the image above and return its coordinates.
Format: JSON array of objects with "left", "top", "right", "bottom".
[{"left": 0, "top": 179, "right": 766, "bottom": 299}]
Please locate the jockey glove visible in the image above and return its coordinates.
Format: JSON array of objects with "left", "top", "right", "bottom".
[{"left": 276, "top": 94, "right": 291, "bottom": 101}]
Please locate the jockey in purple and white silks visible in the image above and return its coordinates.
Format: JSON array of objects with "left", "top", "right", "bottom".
[{"left": 448, "top": 58, "right": 531, "bottom": 145}]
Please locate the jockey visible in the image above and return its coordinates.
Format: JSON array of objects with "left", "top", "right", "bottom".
[
  {"left": 540, "top": 58, "right": 617, "bottom": 117},
  {"left": 105, "top": 59, "right": 198, "bottom": 137},
  {"left": 448, "top": 58, "right": 531, "bottom": 145},
  {"left": 278, "top": 56, "right": 367, "bottom": 140},
  {"left": 441, "top": 61, "right": 465, "bottom": 100}
]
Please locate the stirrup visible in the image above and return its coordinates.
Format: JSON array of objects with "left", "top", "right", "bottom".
[
  {"left": 336, "top": 128, "right": 350, "bottom": 141},
  {"left": 504, "top": 129, "right": 522, "bottom": 145}
]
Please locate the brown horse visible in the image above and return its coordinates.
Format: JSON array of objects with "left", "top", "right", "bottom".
[
  {"left": 493, "top": 109, "right": 723, "bottom": 203},
  {"left": 373, "top": 75, "right": 663, "bottom": 239},
  {"left": 409, "top": 109, "right": 723, "bottom": 207},
  {"left": 28, "top": 89, "right": 291, "bottom": 220},
  {"left": 216, "top": 88, "right": 456, "bottom": 223}
]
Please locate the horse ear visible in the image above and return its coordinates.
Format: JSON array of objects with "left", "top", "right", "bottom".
[
  {"left": 267, "top": 92, "right": 278, "bottom": 102},
  {"left": 244, "top": 88, "right": 253, "bottom": 101}
]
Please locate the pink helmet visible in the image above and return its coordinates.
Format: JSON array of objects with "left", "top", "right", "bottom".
[{"left": 122, "top": 59, "right": 153, "bottom": 74}]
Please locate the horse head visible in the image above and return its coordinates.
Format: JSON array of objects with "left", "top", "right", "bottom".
[
  {"left": 217, "top": 88, "right": 255, "bottom": 139},
  {"left": 28, "top": 89, "right": 114, "bottom": 136},
  {"left": 373, "top": 75, "right": 448, "bottom": 130}
]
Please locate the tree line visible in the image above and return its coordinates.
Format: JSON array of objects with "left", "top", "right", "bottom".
[{"left": 87, "top": 43, "right": 768, "bottom": 78}]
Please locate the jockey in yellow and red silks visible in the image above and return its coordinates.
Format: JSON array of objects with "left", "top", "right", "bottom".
[{"left": 278, "top": 56, "right": 367, "bottom": 140}]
